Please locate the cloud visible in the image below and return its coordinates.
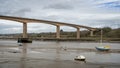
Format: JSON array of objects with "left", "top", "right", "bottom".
[
  {"left": 0, "top": 0, "right": 32, "bottom": 16},
  {"left": 20, "top": 23, "right": 55, "bottom": 33},
  {"left": 0, "top": 8, "right": 31, "bottom": 17},
  {"left": 10, "top": 8, "right": 31, "bottom": 16},
  {"left": 0, "top": 20, "right": 22, "bottom": 34},
  {"left": 0, "top": 24, "right": 22, "bottom": 34},
  {"left": 0, "top": 0, "right": 120, "bottom": 34},
  {"left": 43, "top": 3, "right": 74, "bottom": 10},
  {"left": 98, "top": 0, "right": 120, "bottom": 8}
]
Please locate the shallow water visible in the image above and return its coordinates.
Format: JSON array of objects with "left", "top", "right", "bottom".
[{"left": 0, "top": 40, "right": 120, "bottom": 68}]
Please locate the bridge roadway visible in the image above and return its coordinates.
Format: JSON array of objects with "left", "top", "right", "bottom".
[{"left": 0, "top": 15, "right": 96, "bottom": 39}]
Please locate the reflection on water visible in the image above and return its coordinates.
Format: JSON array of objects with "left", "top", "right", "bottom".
[
  {"left": 21, "top": 43, "right": 27, "bottom": 59},
  {"left": 20, "top": 57, "right": 26, "bottom": 68},
  {"left": 20, "top": 43, "right": 27, "bottom": 68}
]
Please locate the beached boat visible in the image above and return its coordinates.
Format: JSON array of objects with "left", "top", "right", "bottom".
[
  {"left": 18, "top": 38, "right": 32, "bottom": 43},
  {"left": 95, "top": 46, "right": 110, "bottom": 51},
  {"left": 74, "top": 55, "right": 86, "bottom": 61},
  {"left": 95, "top": 29, "right": 110, "bottom": 51}
]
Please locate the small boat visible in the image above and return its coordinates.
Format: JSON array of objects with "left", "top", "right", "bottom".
[
  {"left": 18, "top": 38, "right": 32, "bottom": 43},
  {"left": 95, "top": 29, "right": 110, "bottom": 51},
  {"left": 95, "top": 46, "right": 110, "bottom": 51},
  {"left": 74, "top": 55, "right": 86, "bottom": 61}
]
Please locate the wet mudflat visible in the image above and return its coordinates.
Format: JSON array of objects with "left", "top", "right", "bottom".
[{"left": 0, "top": 40, "right": 120, "bottom": 68}]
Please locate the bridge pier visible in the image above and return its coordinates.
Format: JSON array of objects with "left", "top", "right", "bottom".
[
  {"left": 23, "top": 23, "right": 27, "bottom": 38},
  {"left": 90, "top": 29, "right": 96, "bottom": 36},
  {"left": 76, "top": 27, "right": 80, "bottom": 39},
  {"left": 56, "top": 25, "right": 60, "bottom": 39},
  {"left": 18, "top": 22, "right": 32, "bottom": 43},
  {"left": 90, "top": 30, "right": 93, "bottom": 36}
]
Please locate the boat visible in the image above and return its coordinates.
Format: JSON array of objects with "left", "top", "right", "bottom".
[
  {"left": 95, "top": 29, "right": 110, "bottom": 51},
  {"left": 18, "top": 38, "right": 32, "bottom": 43},
  {"left": 74, "top": 55, "right": 86, "bottom": 61},
  {"left": 95, "top": 46, "right": 110, "bottom": 51}
]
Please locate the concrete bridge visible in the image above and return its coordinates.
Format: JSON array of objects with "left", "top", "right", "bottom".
[{"left": 0, "top": 15, "right": 96, "bottom": 39}]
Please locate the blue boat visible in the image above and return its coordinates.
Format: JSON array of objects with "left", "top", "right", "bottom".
[
  {"left": 95, "top": 46, "right": 110, "bottom": 51},
  {"left": 95, "top": 29, "right": 110, "bottom": 51}
]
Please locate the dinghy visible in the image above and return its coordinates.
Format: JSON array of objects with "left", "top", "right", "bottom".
[{"left": 74, "top": 55, "right": 86, "bottom": 61}]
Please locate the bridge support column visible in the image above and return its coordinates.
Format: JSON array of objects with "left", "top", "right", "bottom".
[
  {"left": 76, "top": 27, "right": 80, "bottom": 39},
  {"left": 18, "top": 22, "right": 32, "bottom": 43},
  {"left": 23, "top": 23, "right": 27, "bottom": 38},
  {"left": 56, "top": 25, "right": 60, "bottom": 39},
  {"left": 90, "top": 30, "right": 94, "bottom": 36}
]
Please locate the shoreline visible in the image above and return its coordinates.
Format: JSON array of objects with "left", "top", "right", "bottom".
[{"left": 0, "top": 38, "right": 120, "bottom": 43}]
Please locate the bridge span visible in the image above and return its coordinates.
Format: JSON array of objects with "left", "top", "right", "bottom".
[{"left": 0, "top": 15, "right": 96, "bottom": 39}]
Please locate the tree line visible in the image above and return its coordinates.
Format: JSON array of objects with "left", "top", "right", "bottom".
[
  {"left": 27, "top": 27, "right": 120, "bottom": 39},
  {"left": 0, "top": 27, "right": 119, "bottom": 39},
  {"left": 94, "top": 27, "right": 120, "bottom": 38}
]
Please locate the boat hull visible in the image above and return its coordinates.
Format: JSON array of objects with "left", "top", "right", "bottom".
[
  {"left": 18, "top": 38, "right": 32, "bottom": 43},
  {"left": 95, "top": 46, "right": 110, "bottom": 51},
  {"left": 74, "top": 58, "right": 85, "bottom": 61},
  {"left": 74, "top": 55, "right": 86, "bottom": 61}
]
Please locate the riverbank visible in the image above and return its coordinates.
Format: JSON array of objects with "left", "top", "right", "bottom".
[{"left": 0, "top": 38, "right": 120, "bottom": 43}]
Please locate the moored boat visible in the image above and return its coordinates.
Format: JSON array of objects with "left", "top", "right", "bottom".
[
  {"left": 95, "top": 29, "right": 110, "bottom": 51},
  {"left": 74, "top": 55, "right": 86, "bottom": 61},
  {"left": 95, "top": 46, "right": 110, "bottom": 51}
]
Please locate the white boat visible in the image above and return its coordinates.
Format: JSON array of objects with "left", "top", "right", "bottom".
[{"left": 74, "top": 55, "right": 86, "bottom": 61}]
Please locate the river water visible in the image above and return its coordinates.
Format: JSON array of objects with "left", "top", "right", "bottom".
[{"left": 0, "top": 40, "right": 120, "bottom": 68}]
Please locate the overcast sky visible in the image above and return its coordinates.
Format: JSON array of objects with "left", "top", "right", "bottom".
[{"left": 0, "top": 0, "right": 120, "bottom": 34}]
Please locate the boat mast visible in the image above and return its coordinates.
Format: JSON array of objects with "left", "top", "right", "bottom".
[{"left": 100, "top": 29, "right": 103, "bottom": 44}]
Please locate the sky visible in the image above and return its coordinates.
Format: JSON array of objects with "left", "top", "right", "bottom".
[{"left": 0, "top": 0, "right": 120, "bottom": 34}]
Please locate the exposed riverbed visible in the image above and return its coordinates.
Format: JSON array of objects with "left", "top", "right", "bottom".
[{"left": 0, "top": 40, "right": 120, "bottom": 68}]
